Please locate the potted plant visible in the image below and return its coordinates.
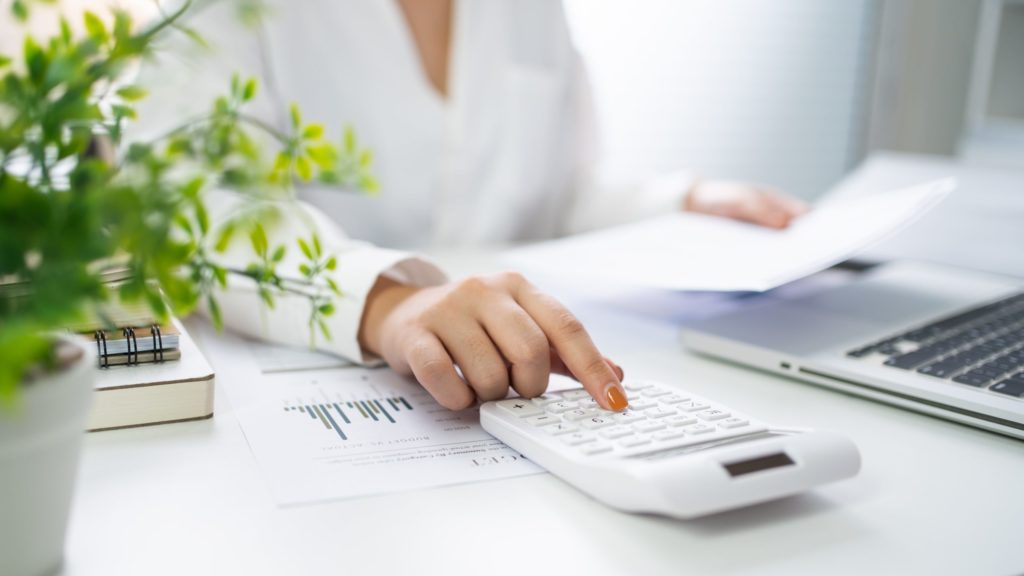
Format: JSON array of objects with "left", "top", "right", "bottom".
[{"left": 0, "top": 1, "right": 374, "bottom": 574}]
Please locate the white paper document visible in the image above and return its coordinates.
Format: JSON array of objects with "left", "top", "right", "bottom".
[
  {"left": 233, "top": 367, "right": 545, "bottom": 506},
  {"left": 506, "top": 179, "right": 953, "bottom": 292},
  {"left": 244, "top": 338, "right": 352, "bottom": 374}
]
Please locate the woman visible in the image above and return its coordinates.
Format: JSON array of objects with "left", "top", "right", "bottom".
[{"left": 137, "top": 0, "right": 806, "bottom": 412}]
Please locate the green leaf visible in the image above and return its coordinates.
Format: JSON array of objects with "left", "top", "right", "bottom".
[
  {"left": 259, "top": 287, "right": 275, "bottom": 309},
  {"left": 242, "top": 78, "right": 257, "bottom": 101},
  {"left": 145, "top": 289, "right": 169, "bottom": 322},
  {"left": 343, "top": 126, "right": 356, "bottom": 154},
  {"left": 324, "top": 256, "right": 337, "bottom": 271},
  {"left": 83, "top": 11, "right": 108, "bottom": 41},
  {"left": 295, "top": 156, "right": 312, "bottom": 181},
  {"left": 12, "top": 0, "right": 29, "bottom": 22},
  {"left": 358, "top": 175, "right": 380, "bottom": 194},
  {"left": 178, "top": 25, "right": 209, "bottom": 48},
  {"left": 112, "top": 10, "right": 131, "bottom": 41},
  {"left": 214, "top": 96, "right": 230, "bottom": 115},
  {"left": 207, "top": 296, "right": 223, "bottom": 330},
  {"left": 111, "top": 104, "right": 138, "bottom": 120},
  {"left": 213, "top": 266, "right": 228, "bottom": 288},
  {"left": 272, "top": 151, "right": 290, "bottom": 173},
  {"left": 306, "top": 143, "right": 336, "bottom": 169},
  {"left": 326, "top": 277, "right": 342, "bottom": 296},
  {"left": 317, "top": 318, "right": 332, "bottom": 340},
  {"left": 214, "top": 221, "right": 237, "bottom": 253},
  {"left": 0, "top": 55, "right": 11, "bottom": 68},
  {"left": 302, "top": 124, "right": 324, "bottom": 140},
  {"left": 358, "top": 149, "right": 373, "bottom": 168},
  {"left": 249, "top": 223, "right": 268, "bottom": 256},
  {"left": 297, "top": 238, "right": 313, "bottom": 259},
  {"left": 182, "top": 176, "right": 204, "bottom": 200},
  {"left": 195, "top": 201, "right": 209, "bottom": 236},
  {"left": 289, "top": 103, "right": 301, "bottom": 129},
  {"left": 174, "top": 214, "right": 195, "bottom": 237},
  {"left": 116, "top": 85, "right": 148, "bottom": 101},
  {"left": 271, "top": 245, "right": 286, "bottom": 263},
  {"left": 312, "top": 234, "right": 322, "bottom": 257}
]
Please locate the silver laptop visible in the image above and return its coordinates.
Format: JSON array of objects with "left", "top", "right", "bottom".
[{"left": 681, "top": 260, "right": 1024, "bottom": 439}]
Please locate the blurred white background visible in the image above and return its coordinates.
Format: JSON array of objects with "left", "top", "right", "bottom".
[
  {"left": 565, "top": 0, "right": 875, "bottom": 199},
  {"left": 565, "top": 0, "right": 1024, "bottom": 200}
]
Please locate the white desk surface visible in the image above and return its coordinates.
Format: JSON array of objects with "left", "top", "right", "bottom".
[{"left": 65, "top": 154, "right": 1024, "bottom": 576}]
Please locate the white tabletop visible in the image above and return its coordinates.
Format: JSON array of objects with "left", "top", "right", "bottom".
[{"left": 64, "top": 155, "right": 1024, "bottom": 576}]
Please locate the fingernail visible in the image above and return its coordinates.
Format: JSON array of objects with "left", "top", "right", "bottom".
[{"left": 604, "top": 383, "right": 629, "bottom": 412}]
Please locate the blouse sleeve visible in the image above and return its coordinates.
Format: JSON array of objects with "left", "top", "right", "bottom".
[{"left": 128, "top": 3, "right": 447, "bottom": 365}]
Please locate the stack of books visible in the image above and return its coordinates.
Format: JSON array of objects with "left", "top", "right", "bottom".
[{"left": 72, "top": 289, "right": 215, "bottom": 432}]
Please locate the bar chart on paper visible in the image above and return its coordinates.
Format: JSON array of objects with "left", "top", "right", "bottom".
[
  {"left": 283, "top": 394, "right": 415, "bottom": 440},
  {"left": 233, "top": 367, "right": 544, "bottom": 505}
]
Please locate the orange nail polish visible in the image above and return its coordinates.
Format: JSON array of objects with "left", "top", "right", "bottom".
[{"left": 605, "top": 384, "right": 629, "bottom": 412}]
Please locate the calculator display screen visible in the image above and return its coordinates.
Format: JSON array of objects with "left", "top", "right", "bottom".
[{"left": 722, "top": 452, "right": 795, "bottom": 477}]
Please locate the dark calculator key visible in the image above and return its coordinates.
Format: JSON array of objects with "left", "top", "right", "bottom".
[{"left": 989, "top": 377, "right": 1024, "bottom": 398}]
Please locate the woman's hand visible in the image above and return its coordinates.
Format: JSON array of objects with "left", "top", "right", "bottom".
[
  {"left": 358, "top": 272, "right": 628, "bottom": 411},
  {"left": 685, "top": 180, "right": 809, "bottom": 229}
]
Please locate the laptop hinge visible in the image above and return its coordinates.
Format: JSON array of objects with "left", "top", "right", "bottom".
[{"left": 797, "top": 367, "right": 1024, "bottom": 432}]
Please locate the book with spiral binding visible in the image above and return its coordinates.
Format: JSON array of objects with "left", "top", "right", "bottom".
[
  {"left": 88, "top": 318, "right": 215, "bottom": 432},
  {"left": 91, "top": 324, "right": 180, "bottom": 367}
]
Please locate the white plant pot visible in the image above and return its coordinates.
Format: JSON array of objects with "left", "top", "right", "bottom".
[{"left": 0, "top": 336, "right": 94, "bottom": 576}]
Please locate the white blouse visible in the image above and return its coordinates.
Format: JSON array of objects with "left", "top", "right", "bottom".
[{"left": 133, "top": 0, "right": 692, "bottom": 362}]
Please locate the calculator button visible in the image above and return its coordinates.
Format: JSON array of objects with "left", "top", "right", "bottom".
[
  {"left": 496, "top": 399, "right": 544, "bottom": 417},
  {"left": 560, "top": 390, "right": 592, "bottom": 400},
  {"left": 684, "top": 423, "right": 715, "bottom": 435},
  {"left": 645, "top": 407, "right": 675, "bottom": 419},
  {"left": 530, "top": 394, "right": 561, "bottom": 406},
  {"left": 667, "top": 415, "right": 698, "bottom": 427},
  {"left": 561, "top": 432, "right": 597, "bottom": 446},
  {"left": 628, "top": 399, "right": 657, "bottom": 411},
  {"left": 653, "top": 429, "right": 687, "bottom": 442},
  {"left": 611, "top": 410, "right": 645, "bottom": 424},
  {"left": 718, "top": 417, "right": 750, "bottom": 429},
  {"left": 618, "top": 434, "right": 652, "bottom": 448},
  {"left": 544, "top": 422, "right": 579, "bottom": 436},
  {"left": 600, "top": 426, "right": 634, "bottom": 439},
  {"left": 525, "top": 414, "right": 561, "bottom": 427},
  {"left": 580, "top": 442, "right": 614, "bottom": 456},
  {"left": 564, "top": 408, "right": 600, "bottom": 421},
  {"left": 697, "top": 409, "right": 730, "bottom": 421},
  {"left": 580, "top": 416, "right": 615, "bottom": 430},
  {"left": 642, "top": 388, "right": 671, "bottom": 398},
  {"left": 623, "top": 381, "right": 654, "bottom": 391},
  {"left": 547, "top": 401, "right": 579, "bottom": 413},
  {"left": 660, "top": 394, "right": 689, "bottom": 404},
  {"left": 634, "top": 420, "right": 667, "bottom": 433},
  {"left": 678, "top": 401, "right": 710, "bottom": 412}
]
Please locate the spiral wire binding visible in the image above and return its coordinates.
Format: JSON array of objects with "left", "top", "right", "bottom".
[{"left": 94, "top": 330, "right": 109, "bottom": 368}]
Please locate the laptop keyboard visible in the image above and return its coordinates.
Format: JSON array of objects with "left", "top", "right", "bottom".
[{"left": 846, "top": 292, "right": 1024, "bottom": 398}]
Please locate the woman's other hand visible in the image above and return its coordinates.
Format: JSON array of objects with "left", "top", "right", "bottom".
[
  {"left": 685, "top": 180, "right": 809, "bottom": 229},
  {"left": 358, "top": 272, "right": 628, "bottom": 412}
]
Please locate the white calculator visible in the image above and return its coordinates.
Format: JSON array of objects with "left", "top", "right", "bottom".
[{"left": 480, "top": 380, "right": 860, "bottom": 519}]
